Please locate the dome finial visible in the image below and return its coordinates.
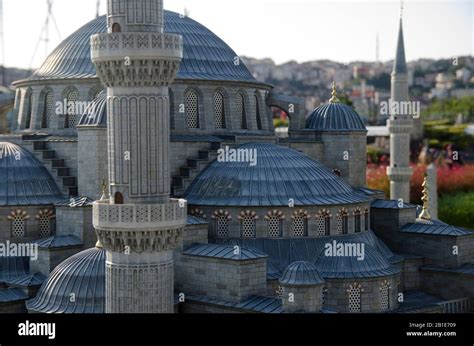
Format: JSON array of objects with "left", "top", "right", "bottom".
[
  {"left": 329, "top": 82, "right": 339, "bottom": 103},
  {"left": 400, "top": 0, "right": 404, "bottom": 19},
  {"left": 100, "top": 178, "right": 108, "bottom": 201},
  {"left": 419, "top": 173, "right": 432, "bottom": 220}
]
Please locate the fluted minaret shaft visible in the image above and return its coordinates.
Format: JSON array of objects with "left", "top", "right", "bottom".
[
  {"left": 91, "top": 0, "right": 186, "bottom": 313},
  {"left": 387, "top": 18, "right": 413, "bottom": 203}
]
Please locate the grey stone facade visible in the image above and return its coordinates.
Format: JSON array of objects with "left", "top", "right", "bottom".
[{"left": 176, "top": 255, "right": 267, "bottom": 303}]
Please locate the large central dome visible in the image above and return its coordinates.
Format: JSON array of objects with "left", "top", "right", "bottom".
[
  {"left": 27, "top": 11, "right": 258, "bottom": 83},
  {"left": 184, "top": 143, "right": 369, "bottom": 206}
]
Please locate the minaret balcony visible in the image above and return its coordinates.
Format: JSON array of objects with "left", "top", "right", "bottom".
[
  {"left": 93, "top": 199, "right": 187, "bottom": 232},
  {"left": 387, "top": 119, "right": 414, "bottom": 134},
  {"left": 91, "top": 32, "right": 182, "bottom": 61}
]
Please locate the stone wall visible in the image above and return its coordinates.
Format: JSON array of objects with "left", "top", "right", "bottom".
[
  {"left": 56, "top": 206, "right": 95, "bottom": 248},
  {"left": 175, "top": 223, "right": 208, "bottom": 252},
  {"left": 420, "top": 268, "right": 474, "bottom": 301},
  {"left": 78, "top": 128, "right": 108, "bottom": 200},
  {"left": 175, "top": 254, "right": 267, "bottom": 303},
  {"left": 323, "top": 274, "right": 400, "bottom": 313},
  {"left": 281, "top": 284, "right": 323, "bottom": 313},
  {"left": 400, "top": 256, "right": 423, "bottom": 290}
]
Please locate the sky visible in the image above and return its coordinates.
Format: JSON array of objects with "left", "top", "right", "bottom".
[{"left": 2, "top": 0, "right": 473, "bottom": 70}]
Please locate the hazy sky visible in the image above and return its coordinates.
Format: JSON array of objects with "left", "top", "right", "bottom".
[{"left": 3, "top": 0, "right": 473, "bottom": 70}]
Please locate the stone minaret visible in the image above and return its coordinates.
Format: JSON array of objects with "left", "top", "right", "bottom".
[
  {"left": 90, "top": 0, "right": 186, "bottom": 313},
  {"left": 387, "top": 13, "right": 413, "bottom": 203}
]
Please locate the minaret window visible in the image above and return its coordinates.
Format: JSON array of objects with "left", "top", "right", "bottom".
[
  {"left": 212, "top": 210, "right": 231, "bottom": 238},
  {"left": 265, "top": 210, "right": 284, "bottom": 238},
  {"left": 291, "top": 209, "right": 309, "bottom": 237},
  {"left": 112, "top": 23, "right": 121, "bottom": 33},
  {"left": 337, "top": 208, "right": 349, "bottom": 235},
  {"left": 114, "top": 192, "right": 124, "bottom": 205},
  {"left": 237, "top": 93, "right": 247, "bottom": 130},
  {"left": 185, "top": 90, "right": 199, "bottom": 129},
  {"left": 353, "top": 207, "right": 362, "bottom": 233},
  {"left": 347, "top": 283, "right": 363, "bottom": 313},
  {"left": 316, "top": 209, "right": 331, "bottom": 236},
  {"left": 255, "top": 94, "right": 262, "bottom": 130},
  {"left": 239, "top": 210, "right": 258, "bottom": 238},
  {"left": 213, "top": 92, "right": 225, "bottom": 129}
]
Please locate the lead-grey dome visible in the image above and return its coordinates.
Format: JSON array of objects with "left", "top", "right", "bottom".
[
  {"left": 280, "top": 261, "right": 324, "bottom": 286},
  {"left": 26, "top": 247, "right": 105, "bottom": 314},
  {"left": 0, "top": 142, "right": 62, "bottom": 206},
  {"left": 27, "top": 11, "right": 258, "bottom": 83},
  {"left": 184, "top": 143, "right": 369, "bottom": 206},
  {"left": 306, "top": 103, "right": 367, "bottom": 132}
]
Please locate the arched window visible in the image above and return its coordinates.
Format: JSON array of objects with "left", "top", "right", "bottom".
[
  {"left": 239, "top": 210, "right": 258, "bottom": 238},
  {"left": 353, "top": 207, "right": 362, "bottom": 233},
  {"left": 185, "top": 90, "right": 199, "bottom": 129},
  {"left": 212, "top": 210, "right": 231, "bottom": 238},
  {"left": 316, "top": 209, "right": 332, "bottom": 236},
  {"left": 236, "top": 93, "right": 247, "bottom": 130},
  {"left": 213, "top": 92, "right": 226, "bottom": 129},
  {"left": 379, "top": 280, "right": 391, "bottom": 311},
  {"left": 25, "top": 91, "right": 33, "bottom": 129},
  {"left": 255, "top": 94, "right": 263, "bottom": 130},
  {"left": 112, "top": 23, "right": 121, "bottom": 33},
  {"left": 41, "top": 91, "right": 54, "bottom": 128},
  {"left": 291, "top": 209, "right": 309, "bottom": 237},
  {"left": 337, "top": 208, "right": 349, "bottom": 235},
  {"left": 265, "top": 210, "right": 285, "bottom": 238},
  {"left": 36, "top": 209, "right": 55, "bottom": 237},
  {"left": 65, "top": 89, "right": 79, "bottom": 129},
  {"left": 114, "top": 192, "right": 124, "bottom": 205},
  {"left": 364, "top": 208, "right": 369, "bottom": 231},
  {"left": 347, "top": 283, "right": 363, "bottom": 313},
  {"left": 8, "top": 210, "right": 30, "bottom": 238}
]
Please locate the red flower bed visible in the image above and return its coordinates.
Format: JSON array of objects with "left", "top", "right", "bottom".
[{"left": 367, "top": 164, "right": 474, "bottom": 204}]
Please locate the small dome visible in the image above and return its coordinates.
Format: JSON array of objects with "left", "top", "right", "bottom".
[
  {"left": 27, "top": 12, "right": 258, "bottom": 84},
  {"left": 0, "top": 142, "right": 62, "bottom": 206},
  {"left": 184, "top": 143, "right": 368, "bottom": 206},
  {"left": 27, "top": 247, "right": 105, "bottom": 313},
  {"left": 78, "top": 90, "right": 106, "bottom": 127},
  {"left": 306, "top": 102, "right": 367, "bottom": 132},
  {"left": 280, "top": 261, "right": 324, "bottom": 286}
]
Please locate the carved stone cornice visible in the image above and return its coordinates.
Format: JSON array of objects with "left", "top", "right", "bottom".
[{"left": 96, "top": 228, "right": 183, "bottom": 253}]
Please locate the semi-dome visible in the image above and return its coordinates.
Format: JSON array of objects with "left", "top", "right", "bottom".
[
  {"left": 280, "top": 261, "right": 324, "bottom": 286},
  {"left": 0, "top": 142, "right": 62, "bottom": 206},
  {"left": 306, "top": 102, "right": 367, "bottom": 132},
  {"left": 26, "top": 11, "right": 259, "bottom": 84},
  {"left": 184, "top": 143, "right": 369, "bottom": 206},
  {"left": 217, "top": 231, "right": 402, "bottom": 280},
  {"left": 27, "top": 247, "right": 105, "bottom": 314}
]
